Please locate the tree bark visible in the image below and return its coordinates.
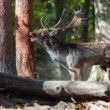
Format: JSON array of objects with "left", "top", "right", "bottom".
[
  {"left": 0, "top": 72, "right": 110, "bottom": 99},
  {"left": 15, "top": 0, "right": 37, "bottom": 78},
  {"left": 0, "top": 0, "right": 16, "bottom": 74},
  {"left": 95, "top": 0, "right": 110, "bottom": 42},
  {"left": 81, "top": 0, "right": 91, "bottom": 42},
  {"left": 54, "top": 0, "right": 65, "bottom": 41}
]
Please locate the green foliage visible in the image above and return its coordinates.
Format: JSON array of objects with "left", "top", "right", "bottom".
[{"left": 33, "top": 0, "right": 55, "bottom": 29}]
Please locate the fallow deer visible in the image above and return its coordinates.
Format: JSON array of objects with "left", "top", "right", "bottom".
[{"left": 29, "top": 9, "right": 110, "bottom": 80}]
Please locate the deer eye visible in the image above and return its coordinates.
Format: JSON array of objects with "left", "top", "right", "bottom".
[
  {"left": 49, "top": 31, "right": 58, "bottom": 37},
  {"left": 48, "top": 29, "right": 52, "bottom": 32},
  {"left": 40, "top": 32, "right": 45, "bottom": 36}
]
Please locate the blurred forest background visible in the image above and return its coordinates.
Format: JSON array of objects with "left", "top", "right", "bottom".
[{"left": 12, "top": 0, "right": 95, "bottom": 80}]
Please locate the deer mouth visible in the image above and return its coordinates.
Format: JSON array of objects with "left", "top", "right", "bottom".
[{"left": 29, "top": 32, "right": 37, "bottom": 42}]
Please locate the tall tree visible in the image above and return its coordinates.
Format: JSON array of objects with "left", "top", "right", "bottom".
[
  {"left": 54, "top": 0, "right": 65, "bottom": 41},
  {"left": 0, "top": 0, "right": 16, "bottom": 74},
  {"left": 88, "top": 0, "right": 110, "bottom": 81},
  {"left": 81, "top": 0, "right": 91, "bottom": 42},
  {"left": 95, "top": 0, "right": 110, "bottom": 43},
  {"left": 15, "top": 0, "right": 37, "bottom": 78}
]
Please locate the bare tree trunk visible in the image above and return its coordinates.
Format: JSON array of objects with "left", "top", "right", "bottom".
[
  {"left": 0, "top": 0, "right": 16, "bottom": 74},
  {"left": 81, "top": 0, "right": 91, "bottom": 42},
  {"left": 95, "top": 0, "right": 110, "bottom": 42},
  {"left": 88, "top": 0, "right": 110, "bottom": 81},
  {"left": 15, "top": 0, "right": 37, "bottom": 78},
  {"left": 54, "top": 0, "right": 65, "bottom": 41}
]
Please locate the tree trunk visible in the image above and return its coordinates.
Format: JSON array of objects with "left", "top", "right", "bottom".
[
  {"left": 15, "top": 0, "right": 37, "bottom": 78},
  {"left": 88, "top": 0, "right": 110, "bottom": 81},
  {"left": 54, "top": 0, "right": 65, "bottom": 41},
  {"left": 81, "top": 0, "right": 91, "bottom": 42},
  {"left": 95, "top": 0, "right": 110, "bottom": 42},
  {"left": 0, "top": 73, "right": 110, "bottom": 99},
  {"left": 0, "top": 0, "right": 16, "bottom": 74}
]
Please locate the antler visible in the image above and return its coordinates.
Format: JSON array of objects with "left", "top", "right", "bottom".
[
  {"left": 63, "top": 10, "right": 83, "bottom": 30},
  {"left": 40, "top": 17, "right": 46, "bottom": 29},
  {"left": 53, "top": 9, "right": 84, "bottom": 30},
  {"left": 40, "top": 9, "right": 84, "bottom": 31},
  {"left": 52, "top": 9, "right": 67, "bottom": 28},
  {"left": 44, "top": 18, "right": 49, "bottom": 28},
  {"left": 40, "top": 9, "right": 67, "bottom": 29}
]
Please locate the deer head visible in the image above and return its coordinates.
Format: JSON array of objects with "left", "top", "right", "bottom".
[{"left": 29, "top": 9, "right": 84, "bottom": 48}]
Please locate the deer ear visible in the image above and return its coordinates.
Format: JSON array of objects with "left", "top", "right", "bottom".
[{"left": 48, "top": 30, "right": 58, "bottom": 37}]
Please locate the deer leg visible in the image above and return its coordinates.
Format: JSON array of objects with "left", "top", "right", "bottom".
[
  {"left": 76, "top": 68, "right": 83, "bottom": 81},
  {"left": 68, "top": 70, "right": 77, "bottom": 81},
  {"left": 61, "top": 65, "right": 77, "bottom": 81},
  {"left": 73, "top": 65, "right": 83, "bottom": 80},
  {"left": 68, "top": 67, "right": 83, "bottom": 81}
]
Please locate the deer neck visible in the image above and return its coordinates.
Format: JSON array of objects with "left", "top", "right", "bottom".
[
  {"left": 46, "top": 41, "right": 69, "bottom": 64},
  {"left": 44, "top": 37, "right": 61, "bottom": 51}
]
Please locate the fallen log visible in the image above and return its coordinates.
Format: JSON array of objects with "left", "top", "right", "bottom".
[{"left": 0, "top": 72, "right": 110, "bottom": 99}]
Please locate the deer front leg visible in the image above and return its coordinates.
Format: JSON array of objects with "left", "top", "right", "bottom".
[
  {"left": 76, "top": 68, "right": 83, "bottom": 80},
  {"left": 66, "top": 53, "right": 83, "bottom": 80},
  {"left": 62, "top": 65, "right": 77, "bottom": 81},
  {"left": 68, "top": 67, "right": 83, "bottom": 81},
  {"left": 68, "top": 70, "right": 76, "bottom": 81}
]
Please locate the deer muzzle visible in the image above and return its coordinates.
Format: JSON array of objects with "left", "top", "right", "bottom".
[{"left": 29, "top": 32, "right": 36, "bottom": 36}]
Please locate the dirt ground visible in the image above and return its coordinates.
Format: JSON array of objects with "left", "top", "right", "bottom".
[{"left": 0, "top": 89, "right": 110, "bottom": 110}]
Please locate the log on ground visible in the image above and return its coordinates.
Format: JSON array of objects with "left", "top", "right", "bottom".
[{"left": 0, "top": 72, "right": 110, "bottom": 99}]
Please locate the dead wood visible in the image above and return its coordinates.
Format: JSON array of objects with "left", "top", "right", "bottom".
[{"left": 0, "top": 72, "right": 110, "bottom": 99}]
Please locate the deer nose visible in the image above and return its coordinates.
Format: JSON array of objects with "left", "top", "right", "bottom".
[{"left": 29, "top": 32, "right": 36, "bottom": 36}]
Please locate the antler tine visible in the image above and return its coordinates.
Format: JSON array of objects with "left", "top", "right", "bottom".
[
  {"left": 40, "top": 17, "right": 46, "bottom": 29},
  {"left": 53, "top": 9, "right": 67, "bottom": 29},
  {"left": 44, "top": 18, "right": 49, "bottom": 29},
  {"left": 64, "top": 10, "right": 83, "bottom": 30}
]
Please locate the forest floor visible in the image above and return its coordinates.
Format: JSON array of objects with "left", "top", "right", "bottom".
[{"left": 0, "top": 89, "right": 110, "bottom": 110}]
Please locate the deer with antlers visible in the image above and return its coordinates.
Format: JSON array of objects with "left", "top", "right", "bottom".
[{"left": 29, "top": 9, "right": 110, "bottom": 80}]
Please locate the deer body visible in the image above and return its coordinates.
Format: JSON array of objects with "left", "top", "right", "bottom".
[
  {"left": 30, "top": 9, "right": 110, "bottom": 80},
  {"left": 42, "top": 37, "right": 110, "bottom": 80}
]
